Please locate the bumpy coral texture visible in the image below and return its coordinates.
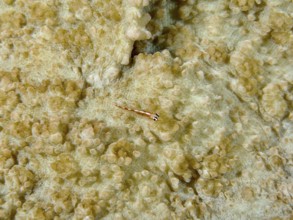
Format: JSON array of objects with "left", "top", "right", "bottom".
[{"left": 0, "top": 0, "right": 292, "bottom": 219}]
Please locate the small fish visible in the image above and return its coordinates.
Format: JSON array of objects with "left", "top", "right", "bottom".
[{"left": 115, "top": 103, "right": 159, "bottom": 121}]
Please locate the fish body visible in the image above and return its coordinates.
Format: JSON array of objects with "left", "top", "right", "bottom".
[{"left": 115, "top": 104, "right": 159, "bottom": 121}]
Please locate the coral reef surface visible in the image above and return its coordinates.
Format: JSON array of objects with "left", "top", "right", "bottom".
[{"left": 0, "top": 0, "right": 292, "bottom": 219}]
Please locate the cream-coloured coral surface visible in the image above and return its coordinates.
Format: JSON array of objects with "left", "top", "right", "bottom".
[{"left": 0, "top": 0, "right": 292, "bottom": 219}]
